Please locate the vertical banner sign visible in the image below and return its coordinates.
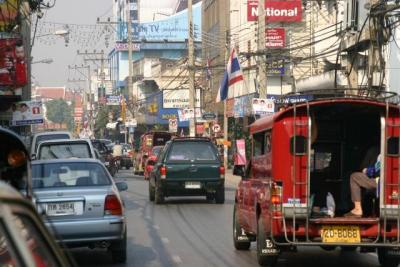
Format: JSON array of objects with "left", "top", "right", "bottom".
[
  {"left": 235, "top": 139, "right": 247, "bottom": 166},
  {"left": 247, "top": 0, "right": 302, "bottom": 22},
  {"left": 169, "top": 118, "right": 178, "bottom": 133},
  {"left": 265, "top": 28, "right": 286, "bottom": 48}
]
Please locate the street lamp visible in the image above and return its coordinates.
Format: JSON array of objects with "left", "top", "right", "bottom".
[{"left": 34, "top": 26, "right": 70, "bottom": 47}]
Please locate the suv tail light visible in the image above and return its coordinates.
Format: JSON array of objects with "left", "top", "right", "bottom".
[
  {"left": 271, "top": 183, "right": 282, "bottom": 216},
  {"left": 219, "top": 166, "right": 225, "bottom": 179},
  {"left": 160, "top": 166, "right": 167, "bottom": 179},
  {"left": 104, "top": 195, "right": 123, "bottom": 215}
]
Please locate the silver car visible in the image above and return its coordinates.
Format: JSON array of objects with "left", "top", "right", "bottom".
[{"left": 31, "top": 159, "right": 128, "bottom": 263}]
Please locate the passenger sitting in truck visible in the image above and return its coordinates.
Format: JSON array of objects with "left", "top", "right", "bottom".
[{"left": 345, "top": 146, "right": 380, "bottom": 218}]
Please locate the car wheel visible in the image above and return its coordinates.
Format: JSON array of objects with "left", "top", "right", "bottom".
[
  {"left": 215, "top": 185, "right": 225, "bottom": 204},
  {"left": 257, "top": 217, "right": 278, "bottom": 267},
  {"left": 206, "top": 193, "right": 214, "bottom": 202},
  {"left": 149, "top": 181, "right": 155, "bottom": 202},
  {"left": 378, "top": 248, "right": 400, "bottom": 267},
  {"left": 233, "top": 205, "right": 251, "bottom": 250},
  {"left": 155, "top": 181, "right": 164, "bottom": 204},
  {"left": 110, "top": 230, "right": 127, "bottom": 263}
]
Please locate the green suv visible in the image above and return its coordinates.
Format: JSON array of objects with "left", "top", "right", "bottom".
[{"left": 148, "top": 137, "right": 225, "bottom": 204}]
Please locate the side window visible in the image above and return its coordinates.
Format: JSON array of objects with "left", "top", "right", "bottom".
[
  {"left": 253, "top": 132, "right": 265, "bottom": 156},
  {"left": 290, "top": 135, "right": 307, "bottom": 155},
  {"left": 387, "top": 137, "right": 400, "bottom": 156},
  {"left": 157, "top": 143, "right": 169, "bottom": 163},
  {"left": 265, "top": 131, "right": 272, "bottom": 153}
]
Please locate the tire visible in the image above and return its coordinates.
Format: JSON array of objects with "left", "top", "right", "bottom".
[
  {"left": 206, "top": 193, "right": 214, "bottom": 202},
  {"left": 257, "top": 217, "right": 278, "bottom": 267},
  {"left": 110, "top": 230, "right": 127, "bottom": 263},
  {"left": 149, "top": 182, "right": 155, "bottom": 202},
  {"left": 155, "top": 181, "right": 164, "bottom": 204},
  {"left": 378, "top": 248, "right": 400, "bottom": 267},
  {"left": 215, "top": 185, "right": 225, "bottom": 204},
  {"left": 233, "top": 205, "right": 251, "bottom": 250}
]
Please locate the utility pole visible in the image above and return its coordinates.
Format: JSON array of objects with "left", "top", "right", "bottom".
[
  {"left": 257, "top": 0, "right": 267, "bottom": 98},
  {"left": 188, "top": 0, "right": 196, "bottom": 137},
  {"left": 223, "top": 30, "right": 230, "bottom": 170},
  {"left": 126, "top": 0, "right": 135, "bottom": 144}
]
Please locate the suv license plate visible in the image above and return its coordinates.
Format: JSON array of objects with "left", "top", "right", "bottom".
[
  {"left": 321, "top": 225, "right": 360, "bottom": 243},
  {"left": 185, "top": 182, "right": 201, "bottom": 189}
]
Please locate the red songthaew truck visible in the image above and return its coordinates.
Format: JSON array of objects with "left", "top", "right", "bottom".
[{"left": 233, "top": 92, "right": 400, "bottom": 267}]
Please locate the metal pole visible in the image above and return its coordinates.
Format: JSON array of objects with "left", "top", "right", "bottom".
[
  {"left": 258, "top": 0, "right": 267, "bottom": 98},
  {"left": 188, "top": 0, "right": 196, "bottom": 137},
  {"left": 223, "top": 30, "right": 230, "bottom": 170},
  {"left": 127, "top": 0, "right": 134, "bottom": 113},
  {"left": 88, "top": 65, "right": 93, "bottom": 135}
]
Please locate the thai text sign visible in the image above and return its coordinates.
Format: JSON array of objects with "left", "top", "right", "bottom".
[
  {"left": 266, "top": 28, "right": 285, "bottom": 48},
  {"left": 163, "top": 89, "right": 201, "bottom": 109},
  {"left": 248, "top": 0, "right": 302, "bottom": 22},
  {"left": 266, "top": 59, "right": 285, "bottom": 76}
]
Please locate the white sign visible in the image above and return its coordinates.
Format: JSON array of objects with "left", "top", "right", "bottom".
[
  {"left": 178, "top": 108, "right": 202, "bottom": 121},
  {"left": 212, "top": 124, "right": 221, "bottom": 133},
  {"left": 11, "top": 101, "right": 44, "bottom": 126},
  {"left": 252, "top": 98, "right": 275, "bottom": 115},
  {"left": 125, "top": 119, "right": 137, "bottom": 127},
  {"left": 169, "top": 118, "right": 178, "bottom": 133},
  {"left": 163, "top": 89, "right": 201, "bottom": 109},
  {"left": 106, "top": 95, "right": 121, "bottom": 106},
  {"left": 115, "top": 42, "right": 141, "bottom": 51}
]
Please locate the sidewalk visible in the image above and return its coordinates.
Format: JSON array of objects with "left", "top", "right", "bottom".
[{"left": 225, "top": 169, "right": 241, "bottom": 188}]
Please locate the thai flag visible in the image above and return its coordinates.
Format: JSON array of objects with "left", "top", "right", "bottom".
[{"left": 216, "top": 48, "right": 244, "bottom": 103}]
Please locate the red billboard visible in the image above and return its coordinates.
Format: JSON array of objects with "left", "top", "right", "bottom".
[
  {"left": 0, "top": 37, "right": 27, "bottom": 96},
  {"left": 266, "top": 28, "right": 285, "bottom": 48},
  {"left": 248, "top": 0, "right": 302, "bottom": 22}
]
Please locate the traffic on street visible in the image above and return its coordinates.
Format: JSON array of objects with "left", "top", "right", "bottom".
[{"left": 2, "top": 0, "right": 400, "bottom": 266}]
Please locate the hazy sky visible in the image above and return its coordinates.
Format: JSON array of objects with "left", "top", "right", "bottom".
[{"left": 31, "top": 0, "right": 112, "bottom": 88}]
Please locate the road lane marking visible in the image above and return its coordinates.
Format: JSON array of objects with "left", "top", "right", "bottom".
[
  {"left": 172, "top": 255, "right": 182, "bottom": 264},
  {"left": 161, "top": 237, "right": 169, "bottom": 244}
]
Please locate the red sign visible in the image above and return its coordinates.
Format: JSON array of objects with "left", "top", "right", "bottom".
[
  {"left": 247, "top": 0, "right": 302, "bottom": 22},
  {"left": 266, "top": 28, "right": 285, "bottom": 48},
  {"left": 0, "top": 37, "right": 27, "bottom": 95}
]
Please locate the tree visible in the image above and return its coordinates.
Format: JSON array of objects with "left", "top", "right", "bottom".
[{"left": 45, "top": 99, "right": 73, "bottom": 130}]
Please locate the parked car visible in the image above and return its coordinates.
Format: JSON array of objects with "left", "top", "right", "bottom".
[
  {"left": 0, "top": 127, "right": 73, "bottom": 266},
  {"left": 30, "top": 130, "right": 73, "bottom": 157},
  {"left": 120, "top": 143, "right": 133, "bottom": 170},
  {"left": 134, "top": 131, "right": 172, "bottom": 175},
  {"left": 32, "top": 159, "right": 128, "bottom": 263},
  {"left": 144, "top": 145, "right": 164, "bottom": 180},
  {"left": 148, "top": 137, "right": 225, "bottom": 204},
  {"left": 35, "top": 139, "right": 96, "bottom": 160}
]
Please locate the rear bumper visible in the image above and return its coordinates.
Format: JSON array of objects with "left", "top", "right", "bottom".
[
  {"left": 45, "top": 216, "right": 126, "bottom": 244},
  {"left": 120, "top": 157, "right": 133, "bottom": 166},
  {"left": 161, "top": 179, "right": 224, "bottom": 196}
]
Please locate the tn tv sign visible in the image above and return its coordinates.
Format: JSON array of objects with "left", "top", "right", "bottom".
[{"left": 247, "top": 0, "right": 302, "bottom": 22}]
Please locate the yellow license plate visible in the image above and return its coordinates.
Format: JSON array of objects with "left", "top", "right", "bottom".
[{"left": 321, "top": 225, "right": 360, "bottom": 243}]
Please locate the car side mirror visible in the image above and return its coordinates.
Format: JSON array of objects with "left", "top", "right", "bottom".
[{"left": 116, "top": 181, "right": 128, "bottom": 192}]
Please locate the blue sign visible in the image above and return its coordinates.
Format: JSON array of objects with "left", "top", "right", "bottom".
[
  {"left": 118, "top": 2, "right": 202, "bottom": 42},
  {"left": 267, "top": 94, "right": 314, "bottom": 111},
  {"left": 143, "top": 92, "right": 189, "bottom": 127}
]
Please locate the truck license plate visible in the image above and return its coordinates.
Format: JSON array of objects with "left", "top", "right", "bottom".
[
  {"left": 321, "top": 225, "right": 360, "bottom": 243},
  {"left": 185, "top": 182, "right": 201, "bottom": 189}
]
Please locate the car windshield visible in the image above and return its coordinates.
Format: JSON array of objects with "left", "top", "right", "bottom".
[
  {"left": 167, "top": 142, "right": 218, "bottom": 162},
  {"left": 35, "top": 134, "right": 70, "bottom": 151},
  {"left": 32, "top": 162, "right": 111, "bottom": 188},
  {"left": 38, "top": 143, "right": 91, "bottom": 159}
]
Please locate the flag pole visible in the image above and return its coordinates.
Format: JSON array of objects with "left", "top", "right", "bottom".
[{"left": 224, "top": 30, "right": 230, "bottom": 170}]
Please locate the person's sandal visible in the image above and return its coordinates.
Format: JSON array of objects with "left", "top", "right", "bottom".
[{"left": 343, "top": 211, "right": 362, "bottom": 218}]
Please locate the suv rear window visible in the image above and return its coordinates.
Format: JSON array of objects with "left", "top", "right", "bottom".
[
  {"left": 167, "top": 142, "right": 218, "bottom": 162},
  {"left": 35, "top": 134, "right": 70, "bottom": 151},
  {"left": 38, "top": 143, "right": 91, "bottom": 159}
]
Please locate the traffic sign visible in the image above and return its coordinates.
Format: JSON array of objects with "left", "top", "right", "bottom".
[
  {"left": 202, "top": 112, "right": 217, "bottom": 120},
  {"left": 212, "top": 124, "right": 221, "bottom": 133}
]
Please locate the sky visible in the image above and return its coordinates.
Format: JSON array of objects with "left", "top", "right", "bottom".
[
  {"left": 31, "top": 0, "right": 113, "bottom": 88},
  {"left": 31, "top": 0, "right": 182, "bottom": 88}
]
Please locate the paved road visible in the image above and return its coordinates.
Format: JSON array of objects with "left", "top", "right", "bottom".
[{"left": 70, "top": 169, "right": 382, "bottom": 267}]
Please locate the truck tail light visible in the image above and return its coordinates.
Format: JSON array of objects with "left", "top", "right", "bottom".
[
  {"left": 219, "top": 166, "right": 225, "bottom": 179},
  {"left": 104, "top": 195, "right": 123, "bottom": 216},
  {"left": 271, "top": 183, "right": 283, "bottom": 216},
  {"left": 160, "top": 166, "right": 167, "bottom": 179}
]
